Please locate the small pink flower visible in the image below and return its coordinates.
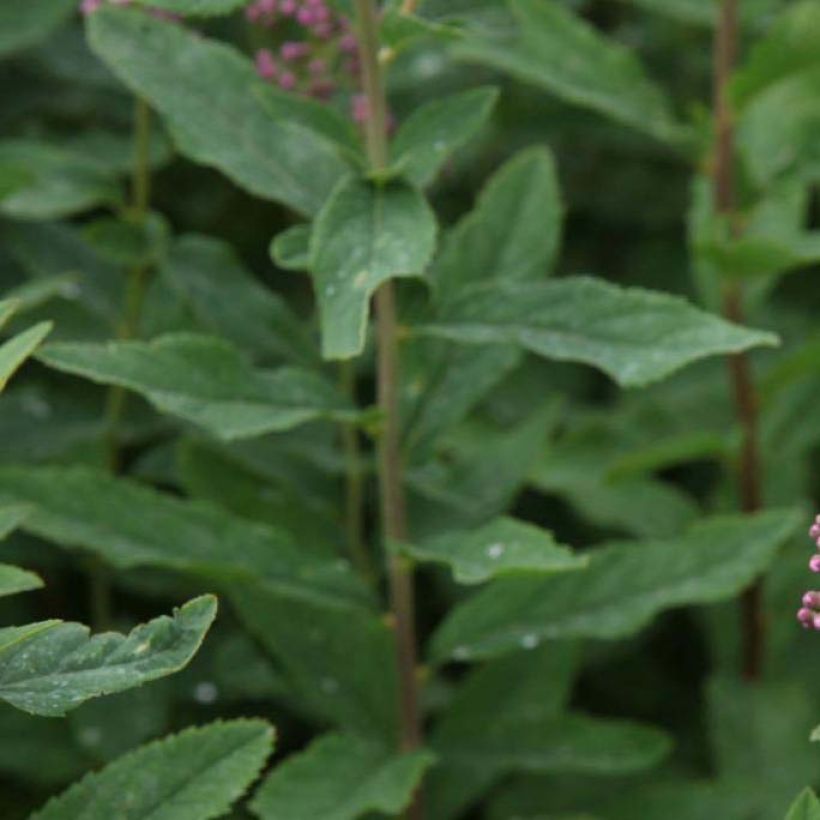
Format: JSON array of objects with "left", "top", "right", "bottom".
[
  {"left": 255, "top": 48, "right": 278, "bottom": 80},
  {"left": 798, "top": 607, "right": 815, "bottom": 627},
  {"left": 308, "top": 57, "right": 327, "bottom": 76},
  {"left": 79, "top": 0, "right": 104, "bottom": 13},
  {"left": 281, "top": 41, "right": 309, "bottom": 61},
  {"left": 278, "top": 70, "right": 297, "bottom": 90},
  {"left": 279, "top": 0, "right": 296, "bottom": 15},
  {"left": 339, "top": 32, "right": 358, "bottom": 54},
  {"left": 296, "top": 7, "right": 316, "bottom": 25},
  {"left": 810, "top": 554, "right": 820, "bottom": 573}
]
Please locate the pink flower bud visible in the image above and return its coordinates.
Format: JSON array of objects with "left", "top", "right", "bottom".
[
  {"left": 308, "top": 57, "right": 327, "bottom": 76},
  {"left": 281, "top": 41, "right": 309, "bottom": 61},
  {"left": 80, "top": 0, "right": 104, "bottom": 14},
  {"left": 278, "top": 70, "right": 297, "bottom": 90},
  {"left": 809, "top": 554, "right": 820, "bottom": 573},
  {"left": 803, "top": 591, "right": 820, "bottom": 608},
  {"left": 340, "top": 33, "right": 358, "bottom": 54},
  {"left": 813, "top": 613, "right": 820, "bottom": 630},
  {"left": 798, "top": 607, "right": 815, "bottom": 626},
  {"left": 279, "top": 0, "right": 296, "bottom": 15},
  {"left": 351, "top": 93, "right": 370, "bottom": 123},
  {"left": 811, "top": 524, "right": 820, "bottom": 539},
  {"left": 255, "top": 48, "right": 278, "bottom": 80},
  {"left": 296, "top": 7, "right": 316, "bottom": 25}
]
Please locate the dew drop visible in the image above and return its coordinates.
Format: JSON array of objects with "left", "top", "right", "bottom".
[
  {"left": 520, "top": 633, "right": 539, "bottom": 650},
  {"left": 486, "top": 542, "right": 505, "bottom": 560},
  {"left": 193, "top": 681, "right": 219, "bottom": 704},
  {"left": 80, "top": 726, "right": 102, "bottom": 746},
  {"left": 453, "top": 645, "right": 471, "bottom": 661}
]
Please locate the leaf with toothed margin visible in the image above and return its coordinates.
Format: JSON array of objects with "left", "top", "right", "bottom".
[
  {"left": 396, "top": 517, "right": 587, "bottom": 584},
  {"left": 0, "top": 595, "right": 216, "bottom": 716},
  {"left": 309, "top": 176, "right": 437, "bottom": 360},
  {"left": 430, "top": 509, "right": 801, "bottom": 661},
  {"left": 250, "top": 732, "right": 435, "bottom": 820},
  {"left": 0, "top": 465, "right": 367, "bottom": 609},
  {"left": 31, "top": 719, "right": 274, "bottom": 819},
  {"left": 37, "top": 334, "right": 356, "bottom": 441},
  {"left": 415, "top": 277, "right": 778, "bottom": 387}
]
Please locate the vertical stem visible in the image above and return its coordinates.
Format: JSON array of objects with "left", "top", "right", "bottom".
[
  {"left": 92, "top": 98, "right": 153, "bottom": 630},
  {"left": 712, "top": 0, "right": 764, "bottom": 680},
  {"left": 339, "top": 361, "right": 372, "bottom": 579},
  {"left": 354, "top": 0, "right": 425, "bottom": 815}
]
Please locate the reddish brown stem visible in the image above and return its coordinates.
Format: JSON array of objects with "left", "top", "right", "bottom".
[
  {"left": 713, "top": 0, "right": 765, "bottom": 681},
  {"left": 354, "top": 0, "right": 425, "bottom": 814}
]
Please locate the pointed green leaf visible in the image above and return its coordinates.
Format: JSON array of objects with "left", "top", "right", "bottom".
[
  {"left": 0, "top": 465, "right": 365, "bottom": 608},
  {"left": 0, "top": 504, "right": 31, "bottom": 540},
  {"left": 251, "top": 733, "right": 434, "bottom": 820},
  {"left": 399, "top": 517, "right": 586, "bottom": 584},
  {"left": 417, "top": 277, "right": 778, "bottom": 387},
  {"left": 786, "top": 789, "right": 820, "bottom": 820},
  {"left": 162, "top": 234, "right": 317, "bottom": 366},
  {"left": 431, "top": 509, "right": 800, "bottom": 661},
  {"left": 32, "top": 719, "right": 274, "bottom": 819},
  {"left": 88, "top": 6, "right": 354, "bottom": 216},
  {"left": 309, "top": 176, "right": 437, "bottom": 359},
  {"left": 0, "top": 595, "right": 216, "bottom": 716},
  {"left": 271, "top": 224, "right": 312, "bottom": 272},
  {"left": 0, "top": 140, "right": 121, "bottom": 220},
  {"left": 0, "top": 321, "right": 52, "bottom": 393},
  {"left": 0, "top": 565, "right": 42, "bottom": 599},
  {"left": 0, "top": 0, "right": 75, "bottom": 57},
  {"left": 391, "top": 87, "right": 498, "bottom": 187},
  {"left": 38, "top": 334, "right": 354, "bottom": 440},
  {"left": 432, "top": 146, "right": 563, "bottom": 307},
  {"left": 456, "top": 0, "right": 689, "bottom": 146}
]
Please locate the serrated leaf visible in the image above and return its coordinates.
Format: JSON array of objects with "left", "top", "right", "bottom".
[
  {"left": 0, "top": 0, "right": 75, "bottom": 57},
  {"left": 0, "top": 465, "right": 366, "bottom": 608},
  {"left": 162, "top": 234, "right": 317, "bottom": 366},
  {"left": 32, "top": 719, "right": 274, "bottom": 819},
  {"left": 0, "top": 595, "right": 216, "bottom": 716},
  {"left": 456, "top": 0, "right": 689, "bottom": 146},
  {"left": 391, "top": 87, "right": 498, "bottom": 187},
  {"left": 399, "top": 517, "right": 586, "bottom": 584},
  {"left": 0, "top": 321, "right": 52, "bottom": 393},
  {"left": 0, "top": 140, "right": 121, "bottom": 220},
  {"left": 38, "top": 334, "right": 354, "bottom": 440},
  {"left": 787, "top": 790, "right": 820, "bottom": 820},
  {"left": 251, "top": 733, "right": 434, "bottom": 820},
  {"left": 431, "top": 509, "right": 800, "bottom": 661},
  {"left": 88, "top": 7, "right": 354, "bottom": 216},
  {"left": 432, "top": 146, "right": 563, "bottom": 307},
  {"left": 231, "top": 581, "right": 397, "bottom": 742},
  {"left": 416, "top": 277, "right": 778, "bottom": 387},
  {"left": 309, "top": 176, "right": 437, "bottom": 359}
]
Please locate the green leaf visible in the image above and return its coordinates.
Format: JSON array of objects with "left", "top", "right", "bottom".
[
  {"left": 0, "top": 465, "right": 366, "bottom": 608},
  {"left": 0, "top": 140, "right": 121, "bottom": 220},
  {"left": 435, "top": 712, "right": 671, "bottom": 776},
  {"left": 38, "top": 334, "right": 354, "bottom": 440},
  {"left": 390, "top": 87, "right": 498, "bottom": 187},
  {"left": 231, "top": 582, "right": 398, "bottom": 742},
  {"left": 162, "top": 234, "right": 317, "bottom": 366},
  {"left": 250, "top": 733, "right": 434, "bottom": 820},
  {"left": 309, "top": 176, "right": 437, "bottom": 359},
  {"left": 456, "top": 0, "right": 689, "bottom": 146},
  {"left": 88, "top": 7, "right": 354, "bottom": 216},
  {"left": 416, "top": 277, "right": 778, "bottom": 388},
  {"left": 732, "top": 1, "right": 820, "bottom": 109},
  {"left": 0, "top": 504, "right": 31, "bottom": 540},
  {"left": 0, "top": 564, "right": 42, "bottom": 599},
  {"left": 32, "top": 719, "right": 274, "bottom": 819},
  {"left": 0, "top": 595, "right": 216, "bottom": 716},
  {"left": 0, "top": 321, "right": 53, "bottom": 393},
  {"left": 398, "top": 517, "right": 586, "bottom": 584},
  {"left": 431, "top": 509, "right": 800, "bottom": 661},
  {"left": 786, "top": 790, "right": 820, "bottom": 820},
  {"left": 83, "top": 212, "right": 170, "bottom": 268},
  {"left": 0, "top": 0, "right": 75, "bottom": 58},
  {"left": 134, "top": 0, "right": 249, "bottom": 14},
  {"left": 432, "top": 146, "right": 563, "bottom": 307},
  {"left": 271, "top": 224, "right": 312, "bottom": 272}
]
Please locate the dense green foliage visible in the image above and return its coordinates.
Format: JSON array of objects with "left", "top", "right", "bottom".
[{"left": 2, "top": 0, "right": 820, "bottom": 817}]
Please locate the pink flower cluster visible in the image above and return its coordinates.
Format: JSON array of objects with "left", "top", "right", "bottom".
[
  {"left": 797, "top": 514, "right": 820, "bottom": 629},
  {"left": 246, "top": 0, "right": 368, "bottom": 119}
]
